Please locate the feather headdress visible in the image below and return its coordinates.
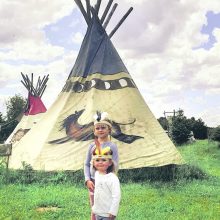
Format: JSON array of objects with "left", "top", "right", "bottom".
[{"left": 93, "top": 111, "right": 112, "bottom": 127}]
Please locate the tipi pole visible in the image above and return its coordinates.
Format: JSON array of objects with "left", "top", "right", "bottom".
[
  {"left": 39, "top": 75, "right": 46, "bottom": 89},
  {"left": 109, "top": 7, "right": 133, "bottom": 38},
  {"left": 39, "top": 84, "right": 47, "bottom": 98},
  {"left": 38, "top": 74, "right": 49, "bottom": 97},
  {"left": 22, "top": 73, "right": 33, "bottom": 94},
  {"left": 20, "top": 80, "right": 29, "bottom": 92},
  {"left": 74, "top": 0, "right": 90, "bottom": 25},
  {"left": 31, "top": 73, "right": 34, "bottom": 95},
  {"left": 21, "top": 72, "right": 48, "bottom": 97},
  {"left": 21, "top": 72, "right": 30, "bottom": 91},
  {"left": 36, "top": 76, "right": 41, "bottom": 92},
  {"left": 26, "top": 74, "right": 37, "bottom": 96},
  {"left": 25, "top": 74, "right": 32, "bottom": 93},
  {"left": 85, "top": 0, "right": 91, "bottom": 21},
  {"left": 100, "top": 0, "right": 113, "bottom": 24},
  {"left": 95, "top": 0, "right": 102, "bottom": 14},
  {"left": 103, "top": 3, "right": 118, "bottom": 29},
  {"left": 21, "top": 72, "right": 31, "bottom": 91}
]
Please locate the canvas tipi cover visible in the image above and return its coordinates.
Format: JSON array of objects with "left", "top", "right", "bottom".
[
  {"left": 9, "top": 2, "right": 183, "bottom": 170},
  {"left": 5, "top": 73, "right": 48, "bottom": 145}
]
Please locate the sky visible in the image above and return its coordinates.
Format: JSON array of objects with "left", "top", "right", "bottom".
[{"left": 0, "top": 0, "right": 220, "bottom": 127}]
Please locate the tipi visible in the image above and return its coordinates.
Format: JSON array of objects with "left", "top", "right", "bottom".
[
  {"left": 9, "top": 1, "right": 183, "bottom": 170},
  {"left": 5, "top": 73, "right": 48, "bottom": 145}
]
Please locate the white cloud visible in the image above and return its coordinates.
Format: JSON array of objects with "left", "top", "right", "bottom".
[
  {"left": 72, "top": 32, "right": 84, "bottom": 44},
  {"left": 198, "top": 106, "right": 220, "bottom": 127},
  {"left": 205, "top": 88, "right": 220, "bottom": 95},
  {"left": 0, "top": 0, "right": 74, "bottom": 46},
  {"left": 111, "top": 0, "right": 220, "bottom": 127},
  {"left": 0, "top": 49, "right": 78, "bottom": 111},
  {"left": 0, "top": 40, "right": 64, "bottom": 62},
  {"left": 0, "top": 0, "right": 76, "bottom": 107},
  {"left": 213, "top": 28, "right": 220, "bottom": 42}
]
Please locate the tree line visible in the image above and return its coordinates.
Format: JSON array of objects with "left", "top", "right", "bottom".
[{"left": 158, "top": 109, "right": 220, "bottom": 145}]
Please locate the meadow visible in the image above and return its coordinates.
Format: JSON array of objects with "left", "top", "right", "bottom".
[{"left": 0, "top": 140, "right": 219, "bottom": 220}]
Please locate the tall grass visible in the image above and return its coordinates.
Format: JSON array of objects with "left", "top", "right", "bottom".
[
  {"left": 179, "top": 140, "right": 220, "bottom": 177},
  {"left": 0, "top": 140, "right": 219, "bottom": 219}
]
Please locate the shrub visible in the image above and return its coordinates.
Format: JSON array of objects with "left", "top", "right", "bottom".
[
  {"left": 188, "top": 117, "right": 207, "bottom": 139},
  {"left": 157, "top": 117, "right": 168, "bottom": 130},
  {"left": 210, "top": 126, "right": 220, "bottom": 143},
  {"left": 171, "top": 117, "right": 191, "bottom": 145}
]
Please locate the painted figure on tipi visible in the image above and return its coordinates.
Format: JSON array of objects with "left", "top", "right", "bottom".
[{"left": 9, "top": 1, "right": 183, "bottom": 170}]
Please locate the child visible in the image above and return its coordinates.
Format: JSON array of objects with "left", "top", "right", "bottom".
[
  {"left": 84, "top": 112, "right": 119, "bottom": 220},
  {"left": 92, "top": 153, "right": 121, "bottom": 220}
]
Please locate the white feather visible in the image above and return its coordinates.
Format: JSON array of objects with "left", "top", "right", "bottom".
[
  {"left": 101, "top": 112, "right": 108, "bottom": 121},
  {"left": 93, "top": 113, "right": 99, "bottom": 120}
]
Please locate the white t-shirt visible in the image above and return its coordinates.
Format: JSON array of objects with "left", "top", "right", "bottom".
[{"left": 92, "top": 171, "right": 121, "bottom": 217}]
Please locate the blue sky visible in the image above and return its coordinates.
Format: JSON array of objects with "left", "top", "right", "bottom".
[
  {"left": 44, "top": 9, "right": 85, "bottom": 51},
  {"left": 0, "top": 0, "right": 220, "bottom": 127},
  {"left": 200, "top": 11, "right": 220, "bottom": 49}
]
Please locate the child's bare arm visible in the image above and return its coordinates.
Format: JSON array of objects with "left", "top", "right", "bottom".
[{"left": 86, "top": 180, "right": 95, "bottom": 190}]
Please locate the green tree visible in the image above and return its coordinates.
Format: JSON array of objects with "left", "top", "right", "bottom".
[
  {"left": 188, "top": 117, "right": 207, "bottom": 139},
  {"left": 210, "top": 126, "right": 220, "bottom": 142},
  {"left": 171, "top": 110, "right": 191, "bottom": 145},
  {"left": 1, "top": 94, "right": 26, "bottom": 141},
  {"left": 0, "top": 112, "right": 7, "bottom": 143},
  {"left": 157, "top": 117, "right": 168, "bottom": 130},
  {"left": 0, "top": 112, "right": 5, "bottom": 124},
  {"left": 6, "top": 94, "right": 26, "bottom": 121}
]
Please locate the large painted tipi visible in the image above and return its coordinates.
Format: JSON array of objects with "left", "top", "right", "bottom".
[
  {"left": 5, "top": 73, "right": 48, "bottom": 145},
  {"left": 9, "top": 1, "right": 183, "bottom": 170}
]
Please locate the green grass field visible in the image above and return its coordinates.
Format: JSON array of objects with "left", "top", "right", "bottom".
[{"left": 0, "top": 140, "right": 219, "bottom": 220}]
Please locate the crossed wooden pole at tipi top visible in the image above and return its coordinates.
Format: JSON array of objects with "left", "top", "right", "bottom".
[
  {"left": 20, "top": 72, "right": 49, "bottom": 98},
  {"left": 74, "top": 0, "right": 133, "bottom": 38}
]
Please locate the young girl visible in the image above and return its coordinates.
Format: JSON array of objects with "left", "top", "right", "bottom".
[
  {"left": 92, "top": 153, "right": 121, "bottom": 220},
  {"left": 84, "top": 112, "right": 119, "bottom": 220}
]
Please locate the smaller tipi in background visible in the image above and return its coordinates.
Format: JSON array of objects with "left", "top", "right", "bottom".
[{"left": 5, "top": 73, "right": 48, "bottom": 145}]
